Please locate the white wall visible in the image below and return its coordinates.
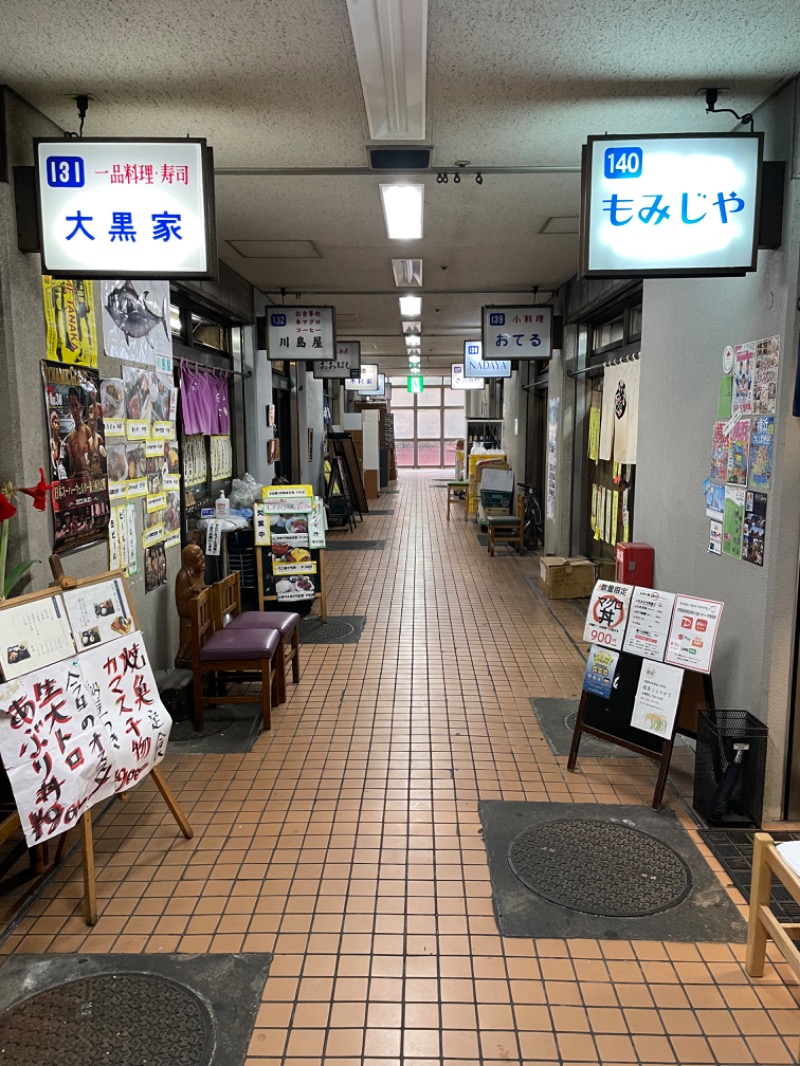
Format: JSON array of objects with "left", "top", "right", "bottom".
[{"left": 634, "top": 82, "right": 800, "bottom": 815}]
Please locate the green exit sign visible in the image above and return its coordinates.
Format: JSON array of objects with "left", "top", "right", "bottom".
[{"left": 407, "top": 376, "right": 423, "bottom": 394}]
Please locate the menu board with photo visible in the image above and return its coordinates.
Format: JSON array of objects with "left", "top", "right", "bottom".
[
  {"left": 0, "top": 596, "right": 76, "bottom": 681},
  {"left": 62, "top": 577, "right": 133, "bottom": 649}
]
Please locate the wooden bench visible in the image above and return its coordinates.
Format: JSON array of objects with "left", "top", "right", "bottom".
[{"left": 486, "top": 494, "right": 524, "bottom": 556}]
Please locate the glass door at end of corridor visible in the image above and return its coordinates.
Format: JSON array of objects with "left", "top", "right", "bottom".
[{"left": 389, "top": 377, "right": 465, "bottom": 469}]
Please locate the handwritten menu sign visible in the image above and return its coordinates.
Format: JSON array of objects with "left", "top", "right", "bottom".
[
  {"left": 0, "top": 596, "right": 75, "bottom": 681},
  {"left": 664, "top": 596, "right": 723, "bottom": 674},
  {"left": 622, "top": 588, "right": 676, "bottom": 662},
  {"left": 0, "top": 631, "right": 170, "bottom": 846}
]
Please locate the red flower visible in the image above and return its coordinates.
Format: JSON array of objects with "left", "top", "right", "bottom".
[
  {"left": 18, "top": 469, "right": 53, "bottom": 512},
  {"left": 0, "top": 493, "right": 16, "bottom": 520}
]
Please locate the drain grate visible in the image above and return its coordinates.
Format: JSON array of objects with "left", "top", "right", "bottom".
[
  {"left": 300, "top": 616, "right": 365, "bottom": 644},
  {"left": 700, "top": 828, "right": 800, "bottom": 923},
  {"left": 508, "top": 818, "right": 692, "bottom": 918},
  {"left": 0, "top": 973, "right": 214, "bottom": 1066},
  {"left": 325, "top": 539, "right": 385, "bottom": 551}
]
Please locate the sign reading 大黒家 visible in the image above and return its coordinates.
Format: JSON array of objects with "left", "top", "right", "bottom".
[
  {"left": 267, "top": 307, "right": 335, "bottom": 361},
  {"left": 35, "top": 138, "right": 215, "bottom": 278},
  {"left": 482, "top": 306, "right": 552, "bottom": 360},
  {"left": 581, "top": 133, "right": 763, "bottom": 277}
]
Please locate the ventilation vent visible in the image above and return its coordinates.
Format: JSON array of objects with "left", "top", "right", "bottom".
[{"left": 369, "top": 147, "right": 431, "bottom": 171}]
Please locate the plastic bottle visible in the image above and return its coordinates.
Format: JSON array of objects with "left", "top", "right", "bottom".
[{"left": 215, "top": 491, "right": 230, "bottom": 519}]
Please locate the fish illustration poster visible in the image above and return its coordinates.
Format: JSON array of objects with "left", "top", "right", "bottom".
[
  {"left": 42, "top": 276, "right": 99, "bottom": 368},
  {"left": 99, "top": 279, "right": 173, "bottom": 369},
  {"left": 41, "top": 361, "right": 111, "bottom": 553}
]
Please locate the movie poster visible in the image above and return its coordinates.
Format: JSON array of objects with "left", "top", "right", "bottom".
[{"left": 42, "top": 362, "right": 110, "bottom": 552}]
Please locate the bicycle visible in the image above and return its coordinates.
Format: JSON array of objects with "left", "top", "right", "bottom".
[{"left": 518, "top": 483, "right": 544, "bottom": 551}]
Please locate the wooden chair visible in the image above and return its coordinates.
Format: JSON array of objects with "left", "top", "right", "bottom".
[
  {"left": 486, "top": 493, "right": 524, "bottom": 556},
  {"left": 190, "top": 585, "right": 281, "bottom": 732},
  {"left": 212, "top": 573, "right": 301, "bottom": 704},
  {"left": 446, "top": 480, "right": 469, "bottom": 522},
  {"left": 746, "top": 833, "right": 800, "bottom": 993}
]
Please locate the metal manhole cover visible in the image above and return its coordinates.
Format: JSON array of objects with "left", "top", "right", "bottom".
[
  {"left": 0, "top": 972, "right": 214, "bottom": 1065},
  {"left": 508, "top": 819, "right": 692, "bottom": 917},
  {"left": 299, "top": 616, "right": 365, "bottom": 644}
]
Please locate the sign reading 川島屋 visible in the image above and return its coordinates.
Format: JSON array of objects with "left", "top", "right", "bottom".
[
  {"left": 35, "top": 139, "right": 216, "bottom": 279},
  {"left": 267, "top": 306, "right": 335, "bottom": 361},
  {"left": 481, "top": 306, "right": 553, "bottom": 360},
  {"left": 313, "top": 340, "right": 361, "bottom": 379},
  {"left": 462, "top": 341, "right": 511, "bottom": 379},
  {"left": 580, "top": 133, "right": 763, "bottom": 278}
]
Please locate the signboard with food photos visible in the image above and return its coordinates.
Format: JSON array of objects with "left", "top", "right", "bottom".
[{"left": 254, "top": 485, "right": 328, "bottom": 620}]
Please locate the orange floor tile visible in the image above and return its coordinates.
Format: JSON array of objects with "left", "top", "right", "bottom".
[{"left": 1, "top": 471, "right": 799, "bottom": 1065}]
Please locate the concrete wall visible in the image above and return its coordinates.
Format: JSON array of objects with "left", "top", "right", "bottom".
[{"left": 634, "top": 82, "right": 800, "bottom": 815}]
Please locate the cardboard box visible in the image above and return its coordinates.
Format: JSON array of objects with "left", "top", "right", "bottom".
[{"left": 539, "top": 555, "right": 597, "bottom": 599}]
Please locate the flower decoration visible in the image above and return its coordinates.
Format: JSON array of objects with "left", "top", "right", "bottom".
[{"left": 0, "top": 470, "right": 54, "bottom": 600}]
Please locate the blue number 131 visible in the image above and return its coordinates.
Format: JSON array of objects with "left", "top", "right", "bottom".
[
  {"left": 603, "top": 147, "right": 642, "bottom": 179},
  {"left": 45, "top": 156, "right": 85, "bottom": 187}
]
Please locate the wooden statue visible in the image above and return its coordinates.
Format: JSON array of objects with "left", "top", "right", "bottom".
[{"left": 175, "top": 544, "right": 206, "bottom": 668}]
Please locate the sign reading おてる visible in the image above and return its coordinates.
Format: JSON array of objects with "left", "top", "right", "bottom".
[{"left": 35, "top": 138, "right": 215, "bottom": 278}]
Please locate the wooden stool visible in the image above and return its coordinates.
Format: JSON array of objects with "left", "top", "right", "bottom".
[
  {"left": 486, "top": 494, "right": 524, "bottom": 556},
  {"left": 446, "top": 480, "right": 469, "bottom": 521}
]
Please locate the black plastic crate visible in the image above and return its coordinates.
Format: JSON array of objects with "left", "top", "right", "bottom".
[{"left": 693, "top": 709, "right": 768, "bottom": 828}]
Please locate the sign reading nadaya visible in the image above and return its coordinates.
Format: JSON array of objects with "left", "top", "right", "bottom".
[
  {"left": 35, "top": 138, "right": 216, "bottom": 278},
  {"left": 462, "top": 341, "right": 511, "bottom": 379},
  {"left": 580, "top": 133, "right": 763, "bottom": 278}
]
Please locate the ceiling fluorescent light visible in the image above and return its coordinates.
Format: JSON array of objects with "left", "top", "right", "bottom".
[
  {"left": 380, "top": 184, "right": 424, "bottom": 240},
  {"left": 405, "top": 335, "right": 421, "bottom": 348},
  {"left": 402, "top": 320, "right": 421, "bottom": 335},
  {"left": 392, "top": 258, "right": 423, "bottom": 286},
  {"left": 345, "top": 0, "right": 428, "bottom": 141},
  {"left": 408, "top": 354, "right": 421, "bottom": 365},
  {"left": 399, "top": 295, "right": 422, "bottom": 317}
]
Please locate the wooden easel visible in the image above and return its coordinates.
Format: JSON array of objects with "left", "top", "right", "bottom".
[
  {"left": 0, "top": 561, "right": 194, "bottom": 925},
  {"left": 255, "top": 545, "right": 328, "bottom": 622},
  {"left": 325, "top": 456, "right": 356, "bottom": 532},
  {"left": 567, "top": 653, "right": 714, "bottom": 810}
]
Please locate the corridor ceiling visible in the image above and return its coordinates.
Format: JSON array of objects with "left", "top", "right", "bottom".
[{"left": 3, "top": 0, "right": 799, "bottom": 374}]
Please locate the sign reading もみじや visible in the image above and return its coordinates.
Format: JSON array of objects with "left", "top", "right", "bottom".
[
  {"left": 35, "top": 138, "right": 215, "bottom": 278},
  {"left": 581, "top": 133, "right": 762, "bottom": 277}
]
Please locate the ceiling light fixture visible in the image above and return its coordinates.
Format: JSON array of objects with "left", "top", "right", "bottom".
[
  {"left": 399, "top": 295, "right": 422, "bottom": 317},
  {"left": 402, "top": 320, "right": 421, "bottom": 335},
  {"left": 408, "top": 353, "right": 421, "bottom": 365},
  {"left": 392, "top": 258, "right": 423, "bottom": 286},
  {"left": 380, "top": 184, "right": 424, "bottom": 239},
  {"left": 345, "top": 0, "right": 428, "bottom": 141},
  {"left": 405, "top": 335, "right": 421, "bottom": 348}
]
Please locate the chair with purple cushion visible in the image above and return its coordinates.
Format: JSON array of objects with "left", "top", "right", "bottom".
[
  {"left": 190, "top": 585, "right": 281, "bottom": 733},
  {"left": 212, "top": 573, "right": 301, "bottom": 704}
]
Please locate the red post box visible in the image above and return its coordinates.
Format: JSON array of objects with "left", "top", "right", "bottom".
[{"left": 615, "top": 542, "right": 654, "bottom": 589}]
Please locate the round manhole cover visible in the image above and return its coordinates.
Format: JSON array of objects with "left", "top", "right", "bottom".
[
  {"left": 508, "top": 819, "right": 692, "bottom": 918},
  {"left": 0, "top": 973, "right": 214, "bottom": 1066}
]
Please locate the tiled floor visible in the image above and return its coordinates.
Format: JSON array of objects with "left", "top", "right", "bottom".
[{"left": 1, "top": 470, "right": 799, "bottom": 1065}]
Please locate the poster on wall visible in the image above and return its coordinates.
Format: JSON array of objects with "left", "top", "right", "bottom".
[
  {"left": 748, "top": 416, "right": 774, "bottom": 491},
  {"left": 546, "top": 398, "right": 559, "bottom": 521},
  {"left": 722, "top": 486, "right": 745, "bottom": 559},
  {"left": 42, "top": 362, "right": 111, "bottom": 552},
  {"left": 710, "top": 422, "right": 728, "bottom": 481},
  {"left": 733, "top": 343, "right": 754, "bottom": 416},
  {"left": 708, "top": 520, "right": 723, "bottom": 555},
  {"left": 753, "top": 335, "right": 780, "bottom": 415},
  {"left": 144, "top": 543, "right": 167, "bottom": 593},
  {"left": 742, "top": 491, "right": 767, "bottom": 567},
  {"left": 726, "top": 420, "right": 749, "bottom": 486},
  {"left": 99, "top": 279, "right": 173, "bottom": 370},
  {"left": 42, "top": 277, "right": 98, "bottom": 368},
  {"left": 705, "top": 483, "right": 725, "bottom": 518}
]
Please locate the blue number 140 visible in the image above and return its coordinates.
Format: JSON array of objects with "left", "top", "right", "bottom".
[{"left": 603, "top": 147, "right": 642, "bottom": 180}]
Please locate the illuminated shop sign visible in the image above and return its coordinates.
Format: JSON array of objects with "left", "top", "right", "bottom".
[
  {"left": 35, "top": 138, "right": 216, "bottom": 278},
  {"left": 581, "top": 133, "right": 762, "bottom": 278}
]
